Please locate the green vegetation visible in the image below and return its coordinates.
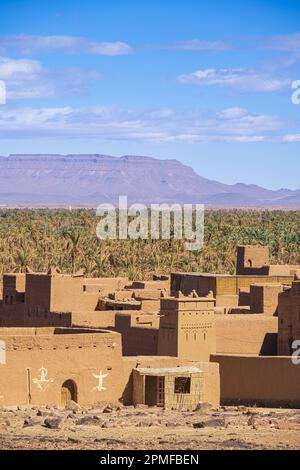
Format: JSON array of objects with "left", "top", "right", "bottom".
[{"left": 0, "top": 209, "right": 299, "bottom": 279}]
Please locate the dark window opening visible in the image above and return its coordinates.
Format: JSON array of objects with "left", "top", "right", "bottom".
[{"left": 174, "top": 377, "right": 191, "bottom": 394}]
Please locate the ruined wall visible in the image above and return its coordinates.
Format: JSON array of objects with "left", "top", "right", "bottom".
[
  {"left": 216, "top": 315, "right": 278, "bottom": 356},
  {"left": 211, "top": 355, "right": 300, "bottom": 407}
]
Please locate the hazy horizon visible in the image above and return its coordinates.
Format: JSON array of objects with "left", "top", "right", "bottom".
[{"left": 0, "top": 151, "right": 299, "bottom": 191}]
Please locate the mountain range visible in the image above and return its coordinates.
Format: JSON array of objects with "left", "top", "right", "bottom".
[{"left": 0, "top": 154, "right": 299, "bottom": 208}]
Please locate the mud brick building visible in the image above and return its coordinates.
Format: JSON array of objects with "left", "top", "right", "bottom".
[{"left": 1, "top": 245, "right": 300, "bottom": 410}]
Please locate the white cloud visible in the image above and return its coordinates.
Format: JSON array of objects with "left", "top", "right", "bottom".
[
  {"left": 261, "top": 32, "right": 300, "bottom": 67},
  {"left": 264, "top": 32, "right": 300, "bottom": 53},
  {"left": 0, "top": 56, "right": 101, "bottom": 100},
  {"left": 0, "top": 105, "right": 285, "bottom": 143},
  {"left": 0, "top": 57, "right": 42, "bottom": 81},
  {"left": 282, "top": 134, "right": 300, "bottom": 142},
  {"left": 177, "top": 67, "right": 291, "bottom": 92},
  {"left": 0, "top": 35, "right": 134, "bottom": 56},
  {"left": 165, "top": 39, "right": 231, "bottom": 51}
]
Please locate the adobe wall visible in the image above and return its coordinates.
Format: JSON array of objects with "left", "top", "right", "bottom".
[
  {"left": 114, "top": 314, "right": 159, "bottom": 356},
  {"left": 0, "top": 328, "right": 126, "bottom": 407},
  {"left": 25, "top": 274, "right": 51, "bottom": 313},
  {"left": 71, "top": 310, "right": 117, "bottom": 328},
  {"left": 268, "top": 265, "right": 300, "bottom": 276},
  {"left": 278, "top": 281, "right": 300, "bottom": 355},
  {"left": 83, "top": 277, "right": 129, "bottom": 296},
  {"left": 171, "top": 273, "right": 293, "bottom": 302},
  {"left": 2, "top": 274, "right": 25, "bottom": 305},
  {"left": 157, "top": 298, "right": 216, "bottom": 362},
  {"left": 178, "top": 310, "right": 216, "bottom": 362},
  {"left": 215, "top": 315, "right": 278, "bottom": 356},
  {"left": 130, "top": 280, "right": 170, "bottom": 292},
  {"left": 25, "top": 274, "right": 100, "bottom": 314},
  {"left": 250, "top": 284, "right": 283, "bottom": 316},
  {"left": 0, "top": 308, "right": 72, "bottom": 328},
  {"left": 50, "top": 276, "right": 99, "bottom": 312},
  {"left": 211, "top": 354, "right": 300, "bottom": 407},
  {"left": 0, "top": 327, "right": 219, "bottom": 408},
  {"left": 236, "top": 245, "right": 270, "bottom": 275}
]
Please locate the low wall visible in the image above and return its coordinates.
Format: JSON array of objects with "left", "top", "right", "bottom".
[{"left": 211, "top": 354, "right": 300, "bottom": 407}]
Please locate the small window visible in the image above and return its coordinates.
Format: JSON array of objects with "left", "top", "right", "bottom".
[{"left": 174, "top": 377, "right": 191, "bottom": 394}]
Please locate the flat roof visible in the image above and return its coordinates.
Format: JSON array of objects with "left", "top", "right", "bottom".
[
  {"left": 172, "top": 272, "right": 293, "bottom": 279},
  {"left": 134, "top": 366, "right": 202, "bottom": 376}
]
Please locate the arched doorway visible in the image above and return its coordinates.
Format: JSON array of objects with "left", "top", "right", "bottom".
[{"left": 61, "top": 379, "right": 77, "bottom": 407}]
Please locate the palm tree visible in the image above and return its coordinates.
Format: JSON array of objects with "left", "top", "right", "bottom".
[{"left": 62, "top": 227, "right": 81, "bottom": 274}]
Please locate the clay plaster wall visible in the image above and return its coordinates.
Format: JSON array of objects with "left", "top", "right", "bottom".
[
  {"left": 215, "top": 315, "right": 278, "bottom": 356},
  {"left": 211, "top": 354, "right": 300, "bottom": 407}
]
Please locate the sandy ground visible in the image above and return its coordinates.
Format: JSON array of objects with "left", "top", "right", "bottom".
[{"left": 1, "top": 404, "right": 300, "bottom": 450}]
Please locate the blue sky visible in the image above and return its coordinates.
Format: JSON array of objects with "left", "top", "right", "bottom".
[{"left": 0, "top": 0, "right": 300, "bottom": 189}]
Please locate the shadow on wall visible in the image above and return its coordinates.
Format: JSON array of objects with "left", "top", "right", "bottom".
[
  {"left": 120, "top": 371, "right": 133, "bottom": 406},
  {"left": 260, "top": 333, "right": 277, "bottom": 356}
]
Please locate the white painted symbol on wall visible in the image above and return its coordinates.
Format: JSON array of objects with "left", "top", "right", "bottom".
[
  {"left": 32, "top": 367, "right": 54, "bottom": 392},
  {"left": 0, "top": 341, "right": 6, "bottom": 365},
  {"left": 92, "top": 371, "right": 108, "bottom": 391}
]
